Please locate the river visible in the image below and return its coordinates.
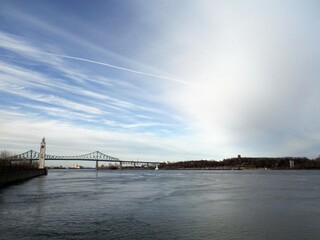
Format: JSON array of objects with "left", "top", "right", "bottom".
[{"left": 0, "top": 169, "right": 319, "bottom": 239}]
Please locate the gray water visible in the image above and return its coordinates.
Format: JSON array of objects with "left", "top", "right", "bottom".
[{"left": 0, "top": 170, "right": 320, "bottom": 240}]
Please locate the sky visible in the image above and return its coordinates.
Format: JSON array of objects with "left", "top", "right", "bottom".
[{"left": 1, "top": 0, "right": 320, "bottom": 164}]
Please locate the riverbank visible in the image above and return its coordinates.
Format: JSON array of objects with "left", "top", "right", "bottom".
[
  {"left": 160, "top": 157, "right": 320, "bottom": 170},
  {"left": 0, "top": 168, "right": 48, "bottom": 187}
]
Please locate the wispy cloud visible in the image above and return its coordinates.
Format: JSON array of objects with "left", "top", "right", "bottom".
[
  {"left": 0, "top": 110, "right": 209, "bottom": 162},
  {"left": 0, "top": 28, "right": 185, "bottom": 145},
  {"left": 21, "top": 104, "right": 98, "bottom": 122},
  {"left": 0, "top": 30, "right": 191, "bottom": 85},
  {"left": 1, "top": 1, "right": 319, "bottom": 160},
  {"left": 103, "top": 119, "right": 167, "bottom": 129},
  {"left": 50, "top": 53, "right": 192, "bottom": 85},
  {"left": 0, "top": 32, "right": 181, "bottom": 115},
  {"left": 2, "top": 84, "right": 103, "bottom": 115}
]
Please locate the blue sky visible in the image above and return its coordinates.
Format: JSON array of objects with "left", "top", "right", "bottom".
[{"left": 1, "top": 0, "right": 320, "bottom": 164}]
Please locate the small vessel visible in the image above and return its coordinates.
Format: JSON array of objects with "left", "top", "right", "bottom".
[{"left": 155, "top": 164, "right": 159, "bottom": 170}]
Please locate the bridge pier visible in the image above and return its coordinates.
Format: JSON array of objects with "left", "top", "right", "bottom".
[
  {"left": 96, "top": 161, "right": 99, "bottom": 170},
  {"left": 119, "top": 161, "right": 122, "bottom": 170}
]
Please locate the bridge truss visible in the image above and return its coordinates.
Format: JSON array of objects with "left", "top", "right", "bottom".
[{"left": 6, "top": 150, "right": 160, "bottom": 166}]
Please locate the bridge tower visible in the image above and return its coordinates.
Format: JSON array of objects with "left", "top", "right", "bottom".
[{"left": 39, "top": 137, "right": 46, "bottom": 169}]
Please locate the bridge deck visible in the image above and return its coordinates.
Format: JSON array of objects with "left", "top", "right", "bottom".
[{"left": 6, "top": 150, "right": 161, "bottom": 165}]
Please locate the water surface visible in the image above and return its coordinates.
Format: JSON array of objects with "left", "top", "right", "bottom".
[{"left": 1, "top": 170, "right": 319, "bottom": 239}]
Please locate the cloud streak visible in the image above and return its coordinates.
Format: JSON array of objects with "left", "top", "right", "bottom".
[
  {"left": 0, "top": 110, "right": 211, "bottom": 163},
  {"left": 1, "top": 1, "right": 320, "bottom": 160},
  {"left": 0, "top": 29, "right": 185, "bottom": 146},
  {"left": 46, "top": 53, "right": 192, "bottom": 85}
]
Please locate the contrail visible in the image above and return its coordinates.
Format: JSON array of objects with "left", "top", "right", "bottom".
[{"left": 49, "top": 53, "right": 192, "bottom": 85}]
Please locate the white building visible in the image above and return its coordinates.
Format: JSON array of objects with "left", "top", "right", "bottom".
[
  {"left": 71, "top": 163, "right": 80, "bottom": 169},
  {"left": 290, "top": 160, "right": 295, "bottom": 168}
]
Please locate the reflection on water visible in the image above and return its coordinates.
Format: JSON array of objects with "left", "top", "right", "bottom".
[{"left": 0, "top": 170, "right": 320, "bottom": 239}]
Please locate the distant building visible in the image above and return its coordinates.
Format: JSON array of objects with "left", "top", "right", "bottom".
[
  {"left": 71, "top": 163, "right": 80, "bottom": 169},
  {"left": 290, "top": 160, "right": 294, "bottom": 168}
]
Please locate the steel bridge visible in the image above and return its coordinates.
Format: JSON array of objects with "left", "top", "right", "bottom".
[{"left": 7, "top": 150, "right": 160, "bottom": 169}]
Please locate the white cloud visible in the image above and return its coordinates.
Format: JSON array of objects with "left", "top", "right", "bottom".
[
  {"left": 0, "top": 110, "right": 214, "bottom": 163},
  {"left": 0, "top": 80, "right": 103, "bottom": 115},
  {"left": 52, "top": 54, "right": 191, "bottom": 85},
  {"left": 0, "top": 33, "right": 175, "bottom": 117},
  {"left": 21, "top": 104, "right": 97, "bottom": 122},
  {"left": 1, "top": 1, "right": 320, "bottom": 160},
  {"left": 138, "top": 1, "right": 320, "bottom": 158},
  {"left": 103, "top": 119, "right": 167, "bottom": 129}
]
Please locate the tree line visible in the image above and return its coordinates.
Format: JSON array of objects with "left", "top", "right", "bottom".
[
  {"left": 160, "top": 156, "right": 320, "bottom": 170},
  {"left": 0, "top": 150, "right": 39, "bottom": 170}
]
